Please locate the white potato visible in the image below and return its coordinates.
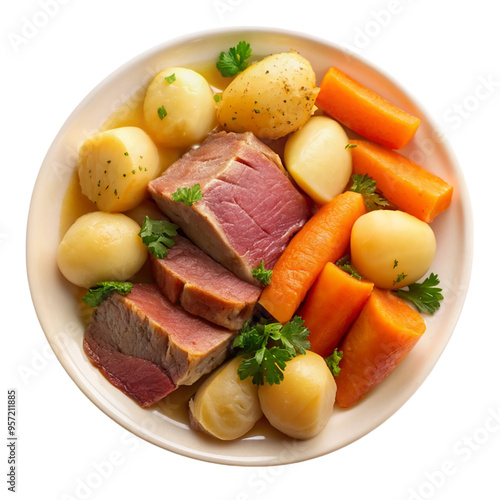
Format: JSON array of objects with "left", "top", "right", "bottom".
[
  {"left": 350, "top": 210, "right": 436, "bottom": 290},
  {"left": 78, "top": 126, "right": 160, "bottom": 212},
  {"left": 143, "top": 67, "right": 216, "bottom": 148},
  {"left": 124, "top": 198, "right": 168, "bottom": 226},
  {"left": 57, "top": 212, "right": 147, "bottom": 288},
  {"left": 284, "top": 116, "right": 352, "bottom": 205},
  {"left": 258, "top": 351, "right": 336, "bottom": 440},
  {"left": 217, "top": 51, "right": 319, "bottom": 140},
  {"left": 189, "top": 357, "right": 262, "bottom": 440}
]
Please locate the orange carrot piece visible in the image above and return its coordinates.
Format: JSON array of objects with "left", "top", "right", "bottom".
[
  {"left": 350, "top": 139, "right": 453, "bottom": 223},
  {"left": 335, "top": 287, "right": 426, "bottom": 408},
  {"left": 316, "top": 66, "right": 420, "bottom": 150},
  {"left": 259, "top": 191, "right": 366, "bottom": 324},
  {"left": 299, "top": 262, "right": 374, "bottom": 358}
]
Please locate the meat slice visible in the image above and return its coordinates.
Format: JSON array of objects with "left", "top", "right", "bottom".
[
  {"left": 83, "top": 283, "right": 235, "bottom": 406},
  {"left": 150, "top": 234, "right": 261, "bottom": 330},
  {"left": 83, "top": 333, "right": 176, "bottom": 408},
  {"left": 148, "top": 131, "right": 310, "bottom": 284}
]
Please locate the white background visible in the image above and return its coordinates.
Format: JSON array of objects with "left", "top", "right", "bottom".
[{"left": 2, "top": 1, "right": 499, "bottom": 499}]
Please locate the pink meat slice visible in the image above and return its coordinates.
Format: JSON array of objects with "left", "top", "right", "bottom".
[
  {"left": 151, "top": 235, "right": 261, "bottom": 330},
  {"left": 148, "top": 131, "right": 310, "bottom": 284},
  {"left": 83, "top": 283, "right": 235, "bottom": 406},
  {"left": 83, "top": 333, "right": 176, "bottom": 408}
]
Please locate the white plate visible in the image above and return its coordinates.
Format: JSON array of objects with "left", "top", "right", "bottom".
[{"left": 26, "top": 27, "right": 473, "bottom": 466}]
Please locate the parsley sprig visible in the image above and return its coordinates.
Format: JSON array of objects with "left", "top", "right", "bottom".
[
  {"left": 350, "top": 173, "right": 390, "bottom": 211},
  {"left": 397, "top": 273, "right": 444, "bottom": 314},
  {"left": 336, "top": 255, "right": 362, "bottom": 280},
  {"left": 233, "top": 316, "right": 310, "bottom": 385},
  {"left": 171, "top": 183, "right": 203, "bottom": 206},
  {"left": 216, "top": 41, "right": 252, "bottom": 77},
  {"left": 325, "top": 349, "right": 343, "bottom": 377},
  {"left": 138, "top": 216, "right": 178, "bottom": 258},
  {"left": 82, "top": 281, "right": 133, "bottom": 307},
  {"left": 252, "top": 260, "right": 273, "bottom": 285}
]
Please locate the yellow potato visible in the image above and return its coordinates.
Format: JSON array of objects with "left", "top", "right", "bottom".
[
  {"left": 143, "top": 67, "right": 216, "bottom": 148},
  {"left": 78, "top": 126, "right": 160, "bottom": 212},
  {"left": 57, "top": 211, "right": 147, "bottom": 288},
  {"left": 217, "top": 51, "right": 319, "bottom": 140},
  {"left": 189, "top": 357, "right": 262, "bottom": 440},
  {"left": 284, "top": 116, "right": 352, "bottom": 205},
  {"left": 350, "top": 210, "right": 436, "bottom": 290},
  {"left": 258, "top": 351, "right": 336, "bottom": 440}
]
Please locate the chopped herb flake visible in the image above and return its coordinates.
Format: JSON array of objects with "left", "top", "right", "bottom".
[
  {"left": 164, "top": 73, "right": 176, "bottom": 84},
  {"left": 393, "top": 272, "right": 408, "bottom": 285},
  {"left": 157, "top": 105, "right": 167, "bottom": 120}
]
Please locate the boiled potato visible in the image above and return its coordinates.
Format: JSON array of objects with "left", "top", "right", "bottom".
[
  {"left": 258, "top": 351, "right": 336, "bottom": 440},
  {"left": 57, "top": 211, "right": 147, "bottom": 288},
  {"left": 78, "top": 126, "right": 160, "bottom": 212},
  {"left": 143, "top": 67, "right": 216, "bottom": 148},
  {"left": 189, "top": 357, "right": 262, "bottom": 440},
  {"left": 350, "top": 210, "right": 436, "bottom": 290},
  {"left": 124, "top": 198, "right": 167, "bottom": 226},
  {"left": 217, "top": 51, "right": 319, "bottom": 140},
  {"left": 284, "top": 116, "right": 352, "bottom": 205}
]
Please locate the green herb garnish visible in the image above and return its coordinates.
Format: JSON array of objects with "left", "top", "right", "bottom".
[
  {"left": 138, "top": 216, "right": 178, "bottom": 258},
  {"left": 397, "top": 273, "right": 444, "bottom": 314},
  {"left": 216, "top": 41, "right": 252, "bottom": 77},
  {"left": 171, "top": 183, "right": 203, "bottom": 206},
  {"left": 336, "top": 255, "right": 363, "bottom": 280},
  {"left": 252, "top": 260, "right": 273, "bottom": 285},
  {"left": 82, "top": 281, "right": 133, "bottom": 307},
  {"left": 157, "top": 105, "right": 167, "bottom": 120},
  {"left": 164, "top": 73, "right": 176, "bottom": 84},
  {"left": 350, "top": 173, "right": 390, "bottom": 211},
  {"left": 345, "top": 143, "right": 357, "bottom": 149},
  {"left": 393, "top": 272, "right": 408, "bottom": 285},
  {"left": 325, "top": 348, "right": 343, "bottom": 377},
  {"left": 233, "top": 316, "right": 310, "bottom": 385}
]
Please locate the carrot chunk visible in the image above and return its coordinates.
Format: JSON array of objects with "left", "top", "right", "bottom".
[
  {"left": 350, "top": 140, "right": 453, "bottom": 222},
  {"left": 259, "top": 191, "right": 366, "bottom": 324},
  {"left": 299, "top": 262, "right": 374, "bottom": 358},
  {"left": 335, "top": 287, "right": 426, "bottom": 408},
  {"left": 316, "top": 66, "right": 420, "bottom": 150}
]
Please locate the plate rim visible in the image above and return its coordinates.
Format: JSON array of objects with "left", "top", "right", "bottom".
[{"left": 26, "top": 26, "right": 474, "bottom": 466}]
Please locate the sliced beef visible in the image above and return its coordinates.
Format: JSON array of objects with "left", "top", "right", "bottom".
[
  {"left": 148, "top": 131, "right": 310, "bottom": 284},
  {"left": 150, "top": 234, "right": 261, "bottom": 330},
  {"left": 84, "top": 333, "right": 176, "bottom": 408},
  {"left": 83, "top": 283, "right": 235, "bottom": 406}
]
